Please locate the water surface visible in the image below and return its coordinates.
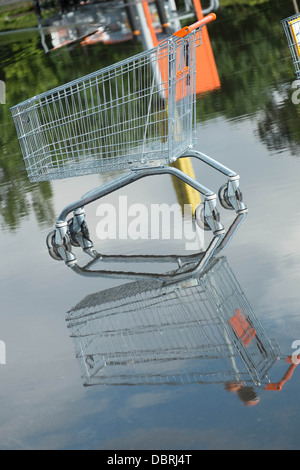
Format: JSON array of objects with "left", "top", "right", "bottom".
[{"left": 1, "top": 0, "right": 300, "bottom": 450}]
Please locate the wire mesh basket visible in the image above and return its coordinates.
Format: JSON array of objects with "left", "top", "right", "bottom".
[
  {"left": 281, "top": 13, "right": 300, "bottom": 78},
  {"left": 10, "top": 21, "right": 202, "bottom": 182},
  {"left": 66, "top": 257, "right": 282, "bottom": 388}
]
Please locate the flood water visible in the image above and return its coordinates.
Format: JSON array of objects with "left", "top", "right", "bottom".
[{"left": 1, "top": 0, "right": 300, "bottom": 450}]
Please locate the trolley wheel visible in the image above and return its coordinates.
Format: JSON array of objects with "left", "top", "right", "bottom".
[
  {"left": 47, "top": 231, "right": 63, "bottom": 261},
  {"left": 218, "top": 183, "right": 243, "bottom": 210},
  {"left": 48, "top": 245, "right": 63, "bottom": 261},
  {"left": 195, "top": 204, "right": 220, "bottom": 231},
  {"left": 204, "top": 209, "right": 220, "bottom": 231},
  {"left": 46, "top": 230, "right": 71, "bottom": 261}
]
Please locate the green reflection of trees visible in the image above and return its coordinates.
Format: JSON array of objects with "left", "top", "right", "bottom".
[
  {"left": 196, "top": 0, "right": 300, "bottom": 156},
  {"left": 256, "top": 84, "right": 300, "bottom": 155},
  {"left": 2, "top": 0, "right": 300, "bottom": 232},
  {"left": 0, "top": 33, "right": 140, "bottom": 231},
  {"left": 0, "top": 34, "right": 56, "bottom": 231}
]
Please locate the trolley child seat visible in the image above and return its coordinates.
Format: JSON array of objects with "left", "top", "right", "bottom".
[{"left": 10, "top": 14, "right": 247, "bottom": 278}]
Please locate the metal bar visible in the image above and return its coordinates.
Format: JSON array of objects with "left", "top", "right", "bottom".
[
  {"left": 123, "top": 0, "right": 140, "bottom": 39},
  {"left": 215, "top": 212, "right": 247, "bottom": 254},
  {"left": 173, "top": 12, "right": 216, "bottom": 37},
  {"left": 293, "top": 0, "right": 299, "bottom": 14},
  {"left": 57, "top": 166, "right": 215, "bottom": 223},
  {"left": 155, "top": 0, "right": 170, "bottom": 33},
  {"left": 180, "top": 149, "right": 238, "bottom": 178},
  {"left": 141, "top": 0, "right": 159, "bottom": 47},
  {"left": 69, "top": 231, "right": 224, "bottom": 281}
]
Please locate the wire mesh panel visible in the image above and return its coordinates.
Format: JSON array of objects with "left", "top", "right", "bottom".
[
  {"left": 281, "top": 14, "right": 300, "bottom": 78},
  {"left": 66, "top": 257, "right": 280, "bottom": 387},
  {"left": 10, "top": 32, "right": 197, "bottom": 182}
]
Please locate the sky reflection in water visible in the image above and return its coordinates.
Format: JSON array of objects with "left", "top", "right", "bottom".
[{"left": 0, "top": 0, "right": 300, "bottom": 450}]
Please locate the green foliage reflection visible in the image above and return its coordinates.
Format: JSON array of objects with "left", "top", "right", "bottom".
[
  {"left": 0, "top": 34, "right": 140, "bottom": 231},
  {"left": 1, "top": 0, "right": 300, "bottom": 231},
  {"left": 196, "top": 1, "right": 300, "bottom": 154}
]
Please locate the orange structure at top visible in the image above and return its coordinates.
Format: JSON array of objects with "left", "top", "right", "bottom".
[{"left": 192, "top": 0, "right": 221, "bottom": 95}]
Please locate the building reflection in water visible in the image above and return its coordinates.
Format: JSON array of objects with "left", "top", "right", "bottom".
[{"left": 66, "top": 256, "right": 299, "bottom": 405}]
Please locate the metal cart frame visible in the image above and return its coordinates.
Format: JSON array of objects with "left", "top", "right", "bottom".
[{"left": 11, "top": 14, "right": 247, "bottom": 279}]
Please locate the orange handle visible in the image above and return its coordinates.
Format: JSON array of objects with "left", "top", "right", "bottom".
[
  {"left": 286, "top": 354, "right": 300, "bottom": 364},
  {"left": 173, "top": 13, "right": 217, "bottom": 38},
  {"left": 265, "top": 359, "right": 299, "bottom": 391}
]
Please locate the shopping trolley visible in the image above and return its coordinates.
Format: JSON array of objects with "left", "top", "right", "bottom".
[
  {"left": 10, "top": 13, "right": 247, "bottom": 277},
  {"left": 66, "top": 256, "right": 298, "bottom": 395},
  {"left": 281, "top": 13, "right": 300, "bottom": 78}
]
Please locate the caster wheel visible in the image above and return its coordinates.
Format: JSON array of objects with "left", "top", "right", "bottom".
[
  {"left": 204, "top": 209, "right": 220, "bottom": 231},
  {"left": 218, "top": 183, "right": 243, "bottom": 210},
  {"left": 46, "top": 231, "right": 63, "bottom": 260},
  {"left": 195, "top": 204, "right": 220, "bottom": 231},
  {"left": 46, "top": 230, "right": 71, "bottom": 260},
  {"left": 48, "top": 245, "right": 63, "bottom": 261}
]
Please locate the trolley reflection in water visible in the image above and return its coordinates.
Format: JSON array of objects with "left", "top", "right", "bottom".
[{"left": 66, "top": 256, "right": 298, "bottom": 405}]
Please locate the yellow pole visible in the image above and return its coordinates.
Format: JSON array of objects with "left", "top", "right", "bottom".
[{"left": 170, "top": 158, "right": 201, "bottom": 216}]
